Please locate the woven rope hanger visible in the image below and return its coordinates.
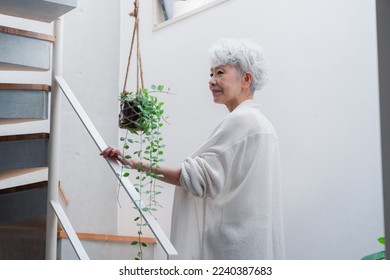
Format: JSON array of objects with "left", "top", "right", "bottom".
[
  {"left": 118, "top": 0, "right": 145, "bottom": 130},
  {"left": 123, "top": 0, "right": 144, "bottom": 94}
]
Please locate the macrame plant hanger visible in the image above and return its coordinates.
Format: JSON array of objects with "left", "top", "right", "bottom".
[{"left": 119, "top": 0, "right": 145, "bottom": 130}]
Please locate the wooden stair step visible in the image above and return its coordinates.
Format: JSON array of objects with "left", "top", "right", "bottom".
[
  {"left": 0, "top": 83, "right": 51, "bottom": 91},
  {"left": 57, "top": 230, "right": 157, "bottom": 245},
  {"left": 0, "top": 26, "right": 55, "bottom": 42},
  {"left": 0, "top": 167, "right": 48, "bottom": 191},
  {"left": 0, "top": 119, "right": 49, "bottom": 137},
  {"left": 0, "top": 133, "right": 50, "bottom": 142},
  {"left": 0, "top": 180, "right": 47, "bottom": 195}
]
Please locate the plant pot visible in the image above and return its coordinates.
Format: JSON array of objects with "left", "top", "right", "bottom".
[{"left": 119, "top": 98, "right": 142, "bottom": 131}]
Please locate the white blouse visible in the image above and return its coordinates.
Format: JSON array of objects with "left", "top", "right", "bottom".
[{"left": 170, "top": 99, "right": 285, "bottom": 259}]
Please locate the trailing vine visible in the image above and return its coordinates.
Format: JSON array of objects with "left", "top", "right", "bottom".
[
  {"left": 118, "top": 0, "right": 170, "bottom": 260},
  {"left": 118, "top": 85, "right": 168, "bottom": 260}
]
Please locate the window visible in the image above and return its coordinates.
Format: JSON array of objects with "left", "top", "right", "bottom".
[{"left": 153, "top": 0, "right": 229, "bottom": 30}]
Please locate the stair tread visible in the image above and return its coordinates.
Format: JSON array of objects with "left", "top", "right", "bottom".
[
  {"left": 0, "top": 25, "right": 55, "bottom": 42},
  {"left": 0, "top": 62, "right": 49, "bottom": 71},
  {"left": 0, "top": 167, "right": 47, "bottom": 180},
  {"left": 0, "top": 133, "right": 49, "bottom": 142},
  {"left": 0, "top": 167, "right": 48, "bottom": 191},
  {"left": 0, "top": 119, "right": 49, "bottom": 136},
  {"left": 0, "top": 83, "right": 51, "bottom": 91},
  {"left": 57, "top": 230, "right": 157, "bottom": 244}
]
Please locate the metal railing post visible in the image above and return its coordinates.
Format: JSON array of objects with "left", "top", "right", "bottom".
[{"left": 46, "top": 16, "right": 64, "bottom": 260}]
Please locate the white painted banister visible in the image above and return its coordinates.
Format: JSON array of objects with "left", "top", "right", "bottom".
[
  {"left": 55, "top": 75, "right": 177, "bottom": 259},
  {"left": 50, "top": 200, "right": 89, "bottom": 260},
  {"left": 46, "top": 17, "right": 63, "bottom": 260}
]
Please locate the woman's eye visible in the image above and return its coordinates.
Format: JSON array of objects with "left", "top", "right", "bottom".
[
  {"left": 217, "top": 71, "right": 224, "bottom": 75},
  {"left": 210, "top": 73, "right": 214, "bottom": 77}
]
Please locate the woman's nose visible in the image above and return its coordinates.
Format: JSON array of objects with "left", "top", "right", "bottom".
[{"left": 209, "top": 77, "right": 216, "bottom": 85}]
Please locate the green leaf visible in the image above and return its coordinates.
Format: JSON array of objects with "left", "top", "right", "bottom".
[
  {"left": 131, "top": 241, "right": 138, "bottom": 245},
  {"left": 378, "top": 236, "right": 386, "bottom": 245},
  {"left": 120, "top": 137, "right": 125, "bottom": 141},
  {"left": 123, "top": 172, "right": 130, "bottom": 177},
  {"left": 142, "top": 207, "right": 149, "bottom": 211},
  {"left": 141, "top": 242, "right": 148, "bottom": 247},
  {"left": 361, "top": 251, "right": 386, "bottom": 260},
  {"left": 157, "top": 85, "right": 164, "bottom": 91},
  {"left": 151, "top": 84, "right": 156, "bottom": 90},
  {"left": 134, "top": 217, "right": 140, "bottom": 221},
  {"left": 127, "top": 138, "right": 134, "bottom": 143}
]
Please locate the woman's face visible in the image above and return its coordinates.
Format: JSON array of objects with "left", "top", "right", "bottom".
[{"left": 209, "top": 64, "right": 251, "bottom": 112}]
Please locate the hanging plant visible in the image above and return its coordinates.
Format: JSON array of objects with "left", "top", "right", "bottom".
[
  {"left": 119, "top": 85, "right": 166, "bottom": 132},
  {"left": 118, "top": 0, "right": 173, "bottom": 260},
  {"left": 118, "top": 85, "right": 169, "bottom": 260},
  {"left": 119, "top": 91, "right": 141, "bottom": 131}
]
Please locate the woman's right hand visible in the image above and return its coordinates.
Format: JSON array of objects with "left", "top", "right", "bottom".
[{"left": 100, "top": 146, "right": 133, "bottom": 167}]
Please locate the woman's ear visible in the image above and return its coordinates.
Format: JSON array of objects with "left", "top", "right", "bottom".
[{"left": 242, "top": 72, "right": 253, "bottom": 90}]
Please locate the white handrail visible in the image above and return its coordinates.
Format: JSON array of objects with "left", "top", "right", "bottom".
[
  {"left": 51, "top": 200, "right": 89, "bottom": 260},
  {"left": 55, "top": 75, "right": 177, "bottom": 259}
]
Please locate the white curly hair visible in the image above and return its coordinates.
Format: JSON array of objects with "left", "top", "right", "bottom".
[{"left": 208, "top": 38, "right": 268, "bottom": 93}]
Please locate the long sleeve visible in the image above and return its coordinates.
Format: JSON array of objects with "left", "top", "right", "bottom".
[{"left": 180, "top": 154, "right": 226, "bottom": 199}]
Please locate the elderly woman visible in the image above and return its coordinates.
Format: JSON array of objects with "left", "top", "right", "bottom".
[{"left": 101, "top": 38, "right": 285, "bottom": 260}]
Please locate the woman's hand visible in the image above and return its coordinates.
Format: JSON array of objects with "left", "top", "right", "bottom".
[
  {"left": 100, "top": 146, "right": 134, "bottom": 167},
  {"left": 100, "top": 146, "right": 182, "bottom": 186}
]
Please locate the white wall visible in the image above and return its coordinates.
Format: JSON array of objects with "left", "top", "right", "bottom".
[
  {"left": 118, "top": 0, "right": 384, "bottom": 259},
  {"left": 59, "top": 0, "right": 120, "bottom": 235}
]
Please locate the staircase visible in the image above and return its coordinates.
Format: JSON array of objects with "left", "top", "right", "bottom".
[
  {"left": 1, "top": 0, "right": 176, "bottom": 260},
  {"left": 0, "top": 0, "right": 77, "bottom": 260}
]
